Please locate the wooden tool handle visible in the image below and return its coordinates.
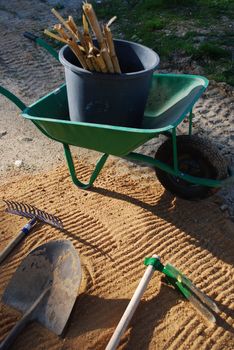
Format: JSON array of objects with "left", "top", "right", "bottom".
[
  {"left": 0, "top": 287, "right": 50, "bottom": 350},
  {"left": 105, "top": 255, "right": 159, "bottom": 350},
  {"left": 0, "top": 219, "right": 36, "bottom": 264}
]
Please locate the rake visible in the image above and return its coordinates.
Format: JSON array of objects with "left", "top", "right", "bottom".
[{"left": 0, "top": 200, "right": 63, "bottom": 263}]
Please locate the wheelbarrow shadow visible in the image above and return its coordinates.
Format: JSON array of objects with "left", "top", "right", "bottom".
[{"left": 89, "top": 186, "right": 234, "bottom": 267}]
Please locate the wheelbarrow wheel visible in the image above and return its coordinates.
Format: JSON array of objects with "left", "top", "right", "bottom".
[{"left": 155, "top": 135, "right": 228, "bottom": 200}]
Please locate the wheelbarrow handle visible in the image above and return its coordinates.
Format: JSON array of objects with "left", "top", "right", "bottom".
[
  {"left": 0, "top": 86, "right": 27, "bottom": 111},
  {"left": 0, "top": 218, "right": 37, "bottom": 264},
  {"left": 23, "top": 32, "right": 59, "bottom": 61},
  {"left": 23, "top": 31, "right": 38, "bottom": 42}
]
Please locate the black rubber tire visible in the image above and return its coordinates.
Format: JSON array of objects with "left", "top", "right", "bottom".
[{"left": 155, "top": 135, "right": 228, "bottom": 200}]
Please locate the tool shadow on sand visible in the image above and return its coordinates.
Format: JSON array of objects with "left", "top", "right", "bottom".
[
  {"left": 89, "top": 186, "right": 234, "bottom": 267},
  {"left": 214, "top": 300, "right": 234, "bottom": 335},
  {"left": 62, "top": 228, "right": 114, "bottom": 262},
  {"left": 66, "top": 283, "right": 234, "bottom": 349},
  {"left": 65, "top": 283, "right": 179, "bottom": 349},
  {"left": 0, "top": 223, "right": 113, "bottom": 268}
]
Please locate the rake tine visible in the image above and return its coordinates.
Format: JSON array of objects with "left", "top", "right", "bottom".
[
  {"left": 3, "top": 200, "right": 63, "bottom": 229},
  {"left": 58, "top": 218, "right": 63, "bottom": 226},
  {"left": 9, "top": 200, "right": 16, "bottom": 210},
  {"left": 47, "top": 212, "right": 54, "bottom": 223},
  {"left": 24, "top": 202, "right": 31, "bottom": 214},
  {"left": 38, "top": 209, "right": 45, "bottom": 220},
  {"left": 3, "top": 200, "right": 12, "bottom": 213},
  {"left": 14, "top": 201, "right": 20, "bottom": 211},
  {"left": 30, "top": 203, "right": 37, "bottom": 216},
  {"left": 5, "top": 200, "right": 17, "bottom": 213},
  {"left": 22, "top": 203, "right": 32, "bottom": 217},
  {"left": 45, "top": 211, "right": 53, "bottom": 222},
  {"left": 34, "top": 206, "right": 40, "bottom": 216},
  {"left": 52, "top": 216, "right": 63, "bottom": 228},
  {"left": 3, "top": 200, "right": 10, "bottom": 213},
  {"left": 48, "top": 213, "right": 55, "bottom": 223},
  {"left": 47, "top": 212, "right": 55, "bottom": 223},
  {"left": 55, "top": 217, "right": 62, "bottom": 226},
  {"left": 52, "top": 215, "right": 61, "bottom": 227},
  {"left": 7, "top": 200, "right": 13, "bottom": 209},
  {"left": 21, "top": 203, "right": 31, "bottom": 218},
  {"left": 50, "top": 214, "right": 58, "bottom": 226},
  {"left": 15, "top": 201, "right": 22, "bottom": 212},
  {"left": 3, "top": 199, "right": 10, "bottom": 208},
  {"left": 55, "top": 215, "right": 61, "bottom": 223},
  {"left": 43, "top": 211, "right": 50, "bottom": 220},
  {"left": 28, "top": 204, "right": 36, "bottom": 216}
]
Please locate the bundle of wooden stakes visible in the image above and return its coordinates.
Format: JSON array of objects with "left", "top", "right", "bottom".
[{"left": 44, "top": 3, "right": 121, "bottom": 73}]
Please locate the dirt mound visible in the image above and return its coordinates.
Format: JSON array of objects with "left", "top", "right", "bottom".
[{"left": 0, "top": 160, "right": 233, "bottom": 350}]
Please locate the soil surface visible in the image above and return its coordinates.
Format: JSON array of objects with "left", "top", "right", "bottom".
[
  {"left": 0, "top": 1, "right": 234, "bottom": 349},
  {"left": 0, "top": 0, "right": 233, "bottom": 215},
  {"left": 0, "top": 162, "right": 234, "bottom": 350}
]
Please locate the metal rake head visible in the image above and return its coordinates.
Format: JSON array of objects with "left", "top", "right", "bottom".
[{"left": 3, "top": 200, "right": 63, "bottom": 230}]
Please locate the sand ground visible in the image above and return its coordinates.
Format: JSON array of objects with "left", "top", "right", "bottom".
[
  {"left": 0, "top": 1, "right": 234, "bottom": 349},
  {"left": 0, "top": 162, "right": 234, "bottom": 349}
]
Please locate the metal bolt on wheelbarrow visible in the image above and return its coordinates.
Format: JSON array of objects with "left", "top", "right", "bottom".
[{"left": 0, "top": 33, "right": 233, "bottom": 200}]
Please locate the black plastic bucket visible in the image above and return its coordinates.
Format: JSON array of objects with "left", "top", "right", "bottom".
[{"left": 59, "top": 39, "right": 160, "bottom": 128}]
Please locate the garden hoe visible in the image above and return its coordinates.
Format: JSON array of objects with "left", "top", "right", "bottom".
[
  {"left": 106, "top": 255, "right": 219, "bottom": 350},
  {"left": 0, "top": 200, "right": 63, "bottom": 263},
  {"left": 0, "top": 240, "right": 82, "bottom": 350}
]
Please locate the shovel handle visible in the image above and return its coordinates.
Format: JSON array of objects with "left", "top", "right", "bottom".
[
  {"left": 0, "top": 218, "right": 36, "bottom": 264},
  {"left": 0, "top": 287, "right": 50, "bottom": 350}
]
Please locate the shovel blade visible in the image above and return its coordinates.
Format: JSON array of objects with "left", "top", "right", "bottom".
[{"left": 2, "top": 240, "right": 82, "bottom": 335}]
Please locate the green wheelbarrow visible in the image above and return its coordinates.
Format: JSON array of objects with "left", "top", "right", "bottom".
[{"left": 0, "top": 34, "right": 232, "bottom": 200}]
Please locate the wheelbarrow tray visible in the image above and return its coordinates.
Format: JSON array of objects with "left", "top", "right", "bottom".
[{"left": 22, "top": 73, "right": 208, "bottom": 157}]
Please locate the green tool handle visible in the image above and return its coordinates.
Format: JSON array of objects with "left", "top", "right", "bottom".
[
  {"left": 0, "top": 218, "right": 36, "bottom": 264},
  {"left": 0, "top": 287, "right": 50, "bottom": 350}
]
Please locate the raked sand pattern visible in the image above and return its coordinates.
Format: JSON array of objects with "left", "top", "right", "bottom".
[
  {"left": 0, "top": 0, "right": 234, "bottom": 216},
  {"left": 0, "top": 160, "right": 234, "bottom": 350}
]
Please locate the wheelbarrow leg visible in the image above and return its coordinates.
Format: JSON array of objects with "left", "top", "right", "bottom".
[{"left": 63, "top": 144, "right": 109, "bottom": 189}]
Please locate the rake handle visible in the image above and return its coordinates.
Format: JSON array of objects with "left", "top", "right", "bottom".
[{"left": 0, "top": 218, "right": 36, "bottom": 264}]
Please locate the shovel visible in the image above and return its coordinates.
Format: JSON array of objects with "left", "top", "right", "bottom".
[{"left": 0, "top": 240, "right": 82, "bottom": 350}]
